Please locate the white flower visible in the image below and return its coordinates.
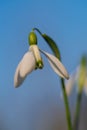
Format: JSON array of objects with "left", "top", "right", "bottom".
[
  {"left": 65, "top": 65, "right": 87, "bottom": 96},
  {"left": 14, "top": 45, "right": 69, "bottom": 88},
  {"left": 65, "top": 67, "right": 79, "bottom": 96}
]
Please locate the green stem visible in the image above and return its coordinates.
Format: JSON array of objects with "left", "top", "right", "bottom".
[
  {"left": 61, "top": 78, "right": 73, "bottom": 130},
  {"left": 73, "top": 91, "right": 82, "bottom": 130},
  {"left": 33, "top": 27, "right": 72, "bottom": 130}
]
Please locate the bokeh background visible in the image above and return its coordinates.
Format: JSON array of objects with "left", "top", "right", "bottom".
[{"left": 1, "top": 0, "right": 87, "bottom": 130}]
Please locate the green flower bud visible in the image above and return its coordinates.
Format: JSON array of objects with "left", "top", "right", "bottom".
[{"left": 28, "top": 31, "right": 37, "bottom": 45}]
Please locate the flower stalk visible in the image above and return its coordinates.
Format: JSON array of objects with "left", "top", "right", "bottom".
[
  {"left": 33, "top": 28, "right": 72, "bottom": 130},
  {"left": 61, "top": 78, "right": 73, "bottom": 130},
  {"left": 73, "top": 56, "right": 86, "bottom": 130},
  {"left": 73, "top": 90, "right": 82, "bottom": 130}
]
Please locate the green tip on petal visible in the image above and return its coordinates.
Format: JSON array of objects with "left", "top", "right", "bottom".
[
  {"left": 28, "top": 31, "right": 37, "bottom": 45},
  {"left": 36, "top": 60, "right": 44, "bottom": 69}
]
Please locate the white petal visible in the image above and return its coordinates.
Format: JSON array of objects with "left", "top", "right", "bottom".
[
  {"left": 14, "top": 62, "right": 22, "bottom": 87},
  {"left": 75, "top": 66, "right": 80, "bottom": 81},
  {"left": 65, "top": 66, "right": 80, "bottom": 96},
  {"left": 14, "top": 51, "right": 36, "bottom": 88},
  {"left": 40, "top": 49, "right": 69, "bottom": 79},
  {"left": 60, "top": 71, "right": 77, "bottom": 98},
  {"left": 65, "top": 73, "right": 76, "bottom": 96}
]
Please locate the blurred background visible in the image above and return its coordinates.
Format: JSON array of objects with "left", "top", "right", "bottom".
[{"left": 1, "top": 0, "right": 87, "bottom": 130}]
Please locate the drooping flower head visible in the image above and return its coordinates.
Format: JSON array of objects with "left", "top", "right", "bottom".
[
  {"left": 65, "top": 55, "right": 87, "bottom": 96},
  {"left": 14, "top": 30, "right": 69, "bottom": 88}
]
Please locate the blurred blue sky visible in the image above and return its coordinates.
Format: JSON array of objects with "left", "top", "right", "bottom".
[{"left": 1, "top": 0, "right": 87, "bottom": 129}]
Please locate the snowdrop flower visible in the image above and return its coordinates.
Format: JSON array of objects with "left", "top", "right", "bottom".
[
  {"left": 14, "top": 31, "right": 69, "bottom": 88},
  {"left": 65, "top": 56, "right": 87, "bottom": 96}
]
